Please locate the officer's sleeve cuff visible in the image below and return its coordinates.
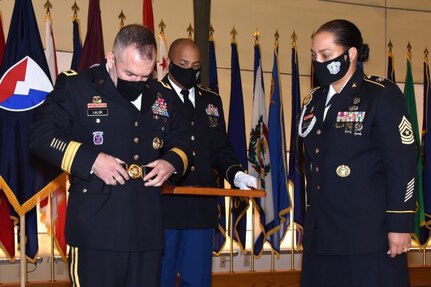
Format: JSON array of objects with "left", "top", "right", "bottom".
[
  {"left": 386, "top": 211, "right": 415, "bottom": 233},
  {"left": 163, "top": 147, "right": 189, "bottom": 177},
  {"left": 62, "top": 141, "right": 99, "bottom": 180}
]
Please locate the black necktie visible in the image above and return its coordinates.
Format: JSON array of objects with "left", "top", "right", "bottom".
[
  {"left": 325, "top": 93, "right": 339, "bottom": 108},
  {"left": 323, "top": 93, "right": 339, "bottom": 121},
  {"left": 181, "top": 89, "right": 194, "bottom": 117}
]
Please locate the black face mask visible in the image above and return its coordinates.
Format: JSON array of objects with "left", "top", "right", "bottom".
[
  {"left": 113, "top": 55, "right": 146, "bottom": 101},
  {"left": 117, "top": 78, "right": 146, "bottom": 101},
  {"left": 313, "top": 49, "right": 350, "bottom": 87},
  {"left": 169, "top": 62, "right": 200, "bottom": 90}
]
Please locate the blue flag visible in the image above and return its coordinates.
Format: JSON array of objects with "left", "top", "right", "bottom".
[
  {"left": 422, "top": 51, "right": 431, "bottom": 244},
  {"left": 248, "top": 42, "right": 274, "bottom": 256},
  {"left": 288, "top": 42, "right": 305, "bottom": 247},
  {"left": 387, "top": 46, "right": 396, "bottom": 82},
  {"left": 0, "top": 0, "right": 61, "bottom": 261},
  {"left": 209, "top": 38, "right": 219, "bottom": 94},
  {"left": 267, "top": 46, "right": 291, "bottom": 253},
  {"left": 70, "top": 17, "right": 82, "bottom": 71},
  {"left": 228, "top": 41, "right": 249, "bottom": 251},
  {"left": 209, "top": 36, "right": 226, "bottom": 254}
]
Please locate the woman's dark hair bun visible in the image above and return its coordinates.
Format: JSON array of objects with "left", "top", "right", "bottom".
[{"left": 357, "top": 43, "right": 369, "bottom": 62}]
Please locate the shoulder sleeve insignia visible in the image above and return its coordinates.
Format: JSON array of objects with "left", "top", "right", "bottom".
[
  {"left": 62, "top": 70, "right": 78, "bottom": 77},
  {"left": 159, "top": 81, "right": 172, "bottom": 90}
]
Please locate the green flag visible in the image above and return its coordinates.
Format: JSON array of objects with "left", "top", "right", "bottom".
[{"left": 404, "top": 50, "right": 426, "bottom": 246}]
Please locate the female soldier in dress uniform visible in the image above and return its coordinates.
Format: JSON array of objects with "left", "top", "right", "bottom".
[{"left": 299, "top": 19, "right": 417, "bottom": 287}]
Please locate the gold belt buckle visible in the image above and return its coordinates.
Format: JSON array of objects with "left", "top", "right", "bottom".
[{"left": 127, "top": 164, "right": 142, "bottom": 179}]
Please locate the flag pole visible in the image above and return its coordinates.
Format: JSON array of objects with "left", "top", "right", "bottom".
[
  {"left": 229, "top": 197, "right": 234, "bottom": 272},
  {"left": 250, "top": 199, "right": 255, "bottom": 271},
  {"left": 43, "top": 0, "right": 56, "bottom": 280},
  {"left": 20, "top": 215, "right": 26, "bottom": 287},
  {"left": 290, "top": 31, "right": 297, "bottom": 271},
  {"left": 271, "top": 249, "right": 275, "bottom": 271},
  {"left": 50, "top": 194, "right": 55, "bottom": 282},
  {"left": 271, "top": 30, "right": 279, "bottom": 272},
  {"left": 250, "top": 30, "right": 260, "bottom": 273}
]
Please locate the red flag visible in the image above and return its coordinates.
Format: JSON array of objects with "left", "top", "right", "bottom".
[
  {"left": 0, "top": 11, "right": 5, "bottom": 66},
  {"left": 0, "top": 9, "right": 14, "bottom": 262},
  {"left": 78, "top": 0, "right": 104, "bottom": 71},
  {"left": 0, "top": 189, "right": 15, "bottom": 261},
  {"left": 39, "top": 176, "right": 68, "bottom": 262},
  {"left": 143, "top": 0, "right": 155, "bottom": 34}
]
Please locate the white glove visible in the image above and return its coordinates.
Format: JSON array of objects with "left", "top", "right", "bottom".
[{"left": 233, "top": 171, "right": 257, "bottom": 190}]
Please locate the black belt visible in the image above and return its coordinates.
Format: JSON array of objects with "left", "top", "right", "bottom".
[{"left": 121, "top": 163, "right": 153, "bottom": 180}]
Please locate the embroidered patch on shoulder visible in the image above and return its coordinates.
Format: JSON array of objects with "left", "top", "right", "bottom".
[
  {"left": 398, "top": 116, "right": 414, "bottom": 144},
  {"left": 405, "top": 178, "right": 415, "bottom": 202}
]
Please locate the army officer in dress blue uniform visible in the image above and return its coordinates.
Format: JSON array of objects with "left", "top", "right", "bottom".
[
  {"left": 299, "top": 19, "right": 417, "bottom": 287},
  {"left": 29, "top": 25, "right": 191, "bottom": 287},
  {"left": 154, "top": 38, "right": 256, "bottom": 287}
]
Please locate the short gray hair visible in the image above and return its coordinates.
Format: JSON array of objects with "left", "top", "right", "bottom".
[{"left": 113, "top": 24, "right": 157, "bottom": 60}]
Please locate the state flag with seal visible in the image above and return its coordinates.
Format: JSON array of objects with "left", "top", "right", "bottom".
[{"left": 0, "top": 0, "right": 64, "bottom": 262}]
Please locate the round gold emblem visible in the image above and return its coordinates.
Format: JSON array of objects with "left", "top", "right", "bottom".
[
  {"left": 152, "top": 137, "right": 163, "bottom": 150},
  {"left": 336, "top": 165, "right": 351, "bottom": 177},
  {"left": 127, "top": 164, "right": 142, "bottom": 179}
]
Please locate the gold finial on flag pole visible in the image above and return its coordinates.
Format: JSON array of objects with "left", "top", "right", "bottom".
[
  {"left": 44, "top": 0, "right": 52, "bottom": 19},
  {"left": 209, "top": 24, "right": 215, "bottom": 41},
  {"left": 159, "top": 20, "right": 166, "bottom": 35},
  {"left": 71, "top": 1, "right": 80, "bottom": 20},
  {"left": 118, "top": 10, "right": 126, "bottom": 29},
  {"left": 187, "top": 23, "right": 194, "bottom": 40},
  {"left": 291, "top": 31, "right": 297, "bottom": 48},
  {"left": 230, "top": 26, "right": 237, "bottom": 44},
  {"left": 407, "top": 42, "right": 412, "bottom": 60},
  {"left": 388, "top": 40, "right": 393, "bottom": 52},
  {"left": 254, "top": 29, "right": 260, "bottom": 45},
  {"left": 425, "top": 48, "right": 429, "bottom": 60},
  {"left": 274, "top": 29, "right": 280, "bottom": 49}
]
